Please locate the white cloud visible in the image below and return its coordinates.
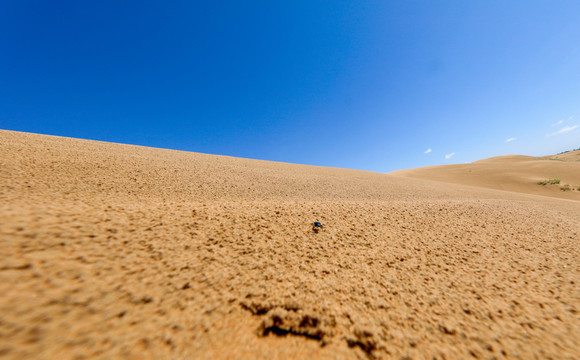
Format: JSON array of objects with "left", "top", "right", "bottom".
[
  {"left": 445, "top": 152, "right": 455, "bottom": 159},
  {"left": 505, "top": 137, "right": 516, "bottom": 142},
  {"left": 547, "top": 125, "right": 579, "bottom": 137},
  {"left": 551, "top": 116, "right": 574, "bottom": 127},
  {"left": 424, "top": 148, "right": 432, "bottom": 154}
]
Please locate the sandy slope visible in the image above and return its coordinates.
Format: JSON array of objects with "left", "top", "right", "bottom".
[
  {"left": 1, "top": 130, "right": 579, "bottom": 360},
  {"left": 542, "top": 149, "right": 580, "bottom": 162},
  {"left": 390, "top": 153, "right": 580, "bottom": 201}
]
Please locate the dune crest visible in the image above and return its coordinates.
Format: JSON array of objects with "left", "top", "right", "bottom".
[
  {"left": 542, "top": 149, "right": 580, "bottom": 162},
  {"left": 390, "top": 151, "right": 580, "bottom": 200},
  {"left": 1, "top": 130, "right": 579, "bottom": 359}
]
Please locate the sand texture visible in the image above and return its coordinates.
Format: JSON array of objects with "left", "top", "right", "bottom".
[
  {"left": 390, "top": 153, "right": 580, "bottom": 201},
  {"left": 1, "top": 130, "right": 579, "bottom": 359}
]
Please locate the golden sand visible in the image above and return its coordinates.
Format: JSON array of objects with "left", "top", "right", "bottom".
[
  {"left": 1, "top": 130, "right": 578, "bottom": 359},
  {"left": 391, "top": 152, "right": 580, "bottom": 201}
]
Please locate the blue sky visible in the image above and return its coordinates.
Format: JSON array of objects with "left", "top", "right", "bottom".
[{"left": 1, "top": 1, "right": 579, "bottom": 172}]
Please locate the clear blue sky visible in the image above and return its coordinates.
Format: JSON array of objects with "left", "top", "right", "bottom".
[{"left": 1, "top": 1, "right": 579, "bottom": 172}]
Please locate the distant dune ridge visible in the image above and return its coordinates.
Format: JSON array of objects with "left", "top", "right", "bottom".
[
  {"left": 1, "top": 130, "right": 579, "bottom": 359},
  {"left": 390, "top": 151, "right": 580, "bottom": 201}
]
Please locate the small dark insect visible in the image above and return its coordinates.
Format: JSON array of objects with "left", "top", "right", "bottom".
[{"left": 312, "top": 222, "right": 323, "bottom": 233}]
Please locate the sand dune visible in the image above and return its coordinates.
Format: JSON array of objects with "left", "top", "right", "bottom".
[
  {"left": 390, "top": 152, "right": 580, "bottom": 201},
  {"left": 1, "top": 130, "right": 579, "bottom": 359},
  {"left": 542, "top": 149, "right": 580, "bottom": 162}
]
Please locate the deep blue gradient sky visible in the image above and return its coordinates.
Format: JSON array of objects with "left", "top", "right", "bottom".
[{"left": 1, "top": 1, "right": 579, "bottom": 172}]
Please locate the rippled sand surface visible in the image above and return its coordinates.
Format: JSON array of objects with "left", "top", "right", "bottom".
[{"left": 1, "top": 130, "right": 578, "bottom": 359}]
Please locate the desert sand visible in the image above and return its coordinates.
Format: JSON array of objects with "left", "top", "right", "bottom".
[
  {"left": 1, "top": 129, "right": 578, "bottom": 359},
  {"left": 391, "top": 152, "right": 580, "bottom": 201}
]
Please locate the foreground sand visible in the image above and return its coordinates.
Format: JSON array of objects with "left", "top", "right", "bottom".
[{"left": 1, "top": 130, "right": 578, "bottom": 359}]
